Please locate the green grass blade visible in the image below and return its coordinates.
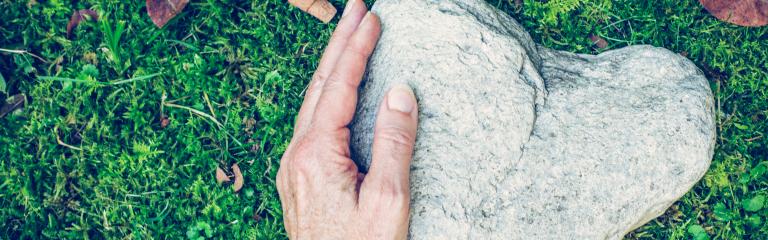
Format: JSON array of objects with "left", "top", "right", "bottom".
[{"left": 109, "top": 72, "right": 163, "bottom": 85}]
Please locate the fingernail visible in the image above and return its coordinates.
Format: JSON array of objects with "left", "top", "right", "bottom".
[
  {"left": 387, "top": 83, "right": 415, "bottom": 113},
  {"left": 342, "top": 0, "right": 357, "bottom": 17}
]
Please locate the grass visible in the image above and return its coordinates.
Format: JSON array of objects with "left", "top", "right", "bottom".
[{"left": 0, "top": 0, "right": 766, "bottom": 239}]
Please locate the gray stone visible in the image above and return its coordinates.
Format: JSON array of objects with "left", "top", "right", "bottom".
[{"left": 349, "top": 0, "right": 716, "bottom": 239}]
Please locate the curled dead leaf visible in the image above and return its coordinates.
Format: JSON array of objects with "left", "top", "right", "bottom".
[
  {"left": 288, "top": 0, "right": 337, "bottom": 23},
  {"left": 67, "top": 9, "right": 98, "bottom": 38},
  {"left": 160, "top": 114, "right": 170, "bottom": 128},
  {"left": 146, "top": 0, "right": 189, "bottom": 28},
  {"left": 700, "top": 0, "right": 768, "bottom": 27},
  {"left": 589, "top": 34, "right": 609, "bottom": 50},
  {"left": 232, "top": 163, "right": 244, "bottom": 192},
  {"left": 215, "top": 166, "right": 230, "bottom": 184}
]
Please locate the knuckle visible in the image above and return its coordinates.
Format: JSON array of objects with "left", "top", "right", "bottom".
[
  {"left": 307, "top": 72, "right": 328, "bottom": 96},
  {"left": 330, "top": 157, "right": 358, "bottom": 175},
  {"left": 322, "top": 71, "right": 357, "bottom": 93},
  {"left": 375, "top": 180, "right": 409, "bottom": 207},
  {"left": 275, "top": 168, "right": 285, "bottom": 187},
  {"left": 286, "top": 140, "right": 317, "bottom": 174},
  {"left": 345, "top": 42, "right": 371, "bottom": 60},
  {"left": 291, "top": 135, "right": 313, "bottom": 152},
  {"left": 376, "top": 127, "right": 415, "bottom": 150},
  {"left": 304, "top": 128, "right": 350, "bottom": 156},
  {"left": 311, "top": 70, "right": 329, "bottom": 86},
  {"left": 329, "top": 128, "right": 352, "bottom": 156},
  {"left": 277, "top": 154, "right": 292, "bottom": 186},
  {"left": 291, "top": 155, "right": 315, "bottom": 176},
  {"left": 276, "top": 164, "right": 290, "bottom": 188},
  {"left": 276, "top": 176, "right": 287, "bottom": 196},
  {"left": 279, "top": 130, "right": 360, "bottom": 185}
]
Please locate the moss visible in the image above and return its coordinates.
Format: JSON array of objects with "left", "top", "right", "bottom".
[{"left": 0, "top": 0, "right": 765, "bottom": 238}]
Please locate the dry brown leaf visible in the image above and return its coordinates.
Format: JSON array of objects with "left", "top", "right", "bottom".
[
  {"left": 146, "top": 0, "right": 189, "bottom": 28},
  {"left": 589, "top": 34, "right": 608, "bottom": 50},
  {"left": 288, "top": 0, "right": 337, "bottom": 23},
  {"left": 160, "top": 117, "right": 170, "bottom": 128},
  {"left": 66, "top": 9, "right": 98, "bottom": 38},
  {"left": 700, "top": 0, "right": 768, "bottom": 27},
  {"left": 232, "top": 163, "right": 244, "bottom": 192},
  {"left": 215, "top": 166, "right": 230, "bottom": 184}
]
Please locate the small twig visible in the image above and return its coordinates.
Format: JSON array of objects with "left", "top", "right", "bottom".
[
  {"left": 37, "top": 72, "right": 162, "bottom": 86},
  {"left": 109, "top": 72, "right": 163, "bottom": 85},
  {"left": 181, "top": 32, "right": 194, "bottom": 41},
  {"left": 225, "top": 132, "right": 244, "bottom": 147},
  {"left": 164, "top": 99, "right": 243, "bottom": 146},
  {"left": 745, "top": 135, "right": 763, "bottom": 142},
  {"left": 263, "top": 155, "right": 272, "bottom": 178},
  {"left": 0, "top": 94, "right": 26, "bottom": 118},
  {"left": 0, "top": 48, "right": 49, "bottom": 63},
  {"left": 160, "top": 92, "right": 167, "bottom": 116},
  {"left": 126, "top": 191, "right": 162, "bottom": 198},
  {"left": 54, "top": 127, "right": 83, "bottom": 151},
  {"left": 165, "top": 95, "right": 190, "bottom": 104},
  {"left": 163, "top": 102, "right": 223, "bottom": 128},
  {"left": 203, "top": 92, "right": 217, "bottom": 118}
]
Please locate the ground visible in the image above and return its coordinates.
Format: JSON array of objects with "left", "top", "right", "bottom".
[{"left": 0, "top": 0, "right": 765, "bottom": 239}]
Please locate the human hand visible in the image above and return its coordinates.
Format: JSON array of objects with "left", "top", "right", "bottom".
[{"left": 276, "top": 0, "right": 419, "bottom": 239}]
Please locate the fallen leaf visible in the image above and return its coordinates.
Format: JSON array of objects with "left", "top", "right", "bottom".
[
  {"left": 216, "top": 166, "right": 230, "bottom": 184},
  {"left": 700, "top": 0, "right": 768, "bottom": 27},
  {"left": 146, "top": 0, "right": 189, "bottom": 28},
  {"left": 0, "top": 94, "right": 27, "bottom": 118},
  {"left": 232, "top": 163, "right": 244, "bottom": 192},
  {"left": 288, "top": 0, "right": 337, "bottom": 23},
  {"left": 589, "top": 34, "right": 608, "bottom": 50},
  {"left": 160, "top": 115, "right": 170, "bottom": 128},
  {"left": 66, "top": 9, "right": 98, "bottom": 38}
]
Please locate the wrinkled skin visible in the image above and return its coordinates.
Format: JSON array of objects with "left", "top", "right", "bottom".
[{"left": 276, "top": 0, "right": 419, "bottom": 239}]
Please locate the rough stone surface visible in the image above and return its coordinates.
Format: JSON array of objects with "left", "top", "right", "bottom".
[{"left": 349, "top": 0, "right": 716, "bottom": 239}]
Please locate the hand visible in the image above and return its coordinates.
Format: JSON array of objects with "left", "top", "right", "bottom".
[{"left": 276, "top": 0, "right": 419, "bottom": 239}]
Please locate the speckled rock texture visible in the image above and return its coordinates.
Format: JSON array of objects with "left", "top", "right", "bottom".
[{"left": 349, "top": 0, "right": 717, "bottom": 239}]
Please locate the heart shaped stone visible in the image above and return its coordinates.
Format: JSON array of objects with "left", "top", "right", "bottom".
[{"left": 349, "top": 0, "right": 716, "bottom": 239}]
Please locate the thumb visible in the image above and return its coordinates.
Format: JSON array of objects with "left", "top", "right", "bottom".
[{"left": 361, "top": 83, "right": 418, "bottom": 206}]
